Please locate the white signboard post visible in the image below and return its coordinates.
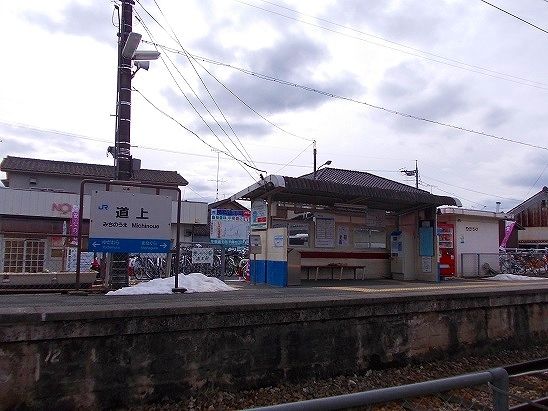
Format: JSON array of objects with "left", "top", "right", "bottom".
[
  {"left": 192, "top": 248, "right": 214, "bottom": 265},
  {"left": 89, "top": 190, "right": 172, "bottom": 253}
]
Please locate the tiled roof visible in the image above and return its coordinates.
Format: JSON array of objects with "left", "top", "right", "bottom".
[
  {"left": 300, "top": 167, "right": 424, "bottom": 194},
  {"left": 0, "top": 156, "right": 188, "bottom": 186},
  {"left": 233, "top": 168, "right": 459, "bottom": 212}
]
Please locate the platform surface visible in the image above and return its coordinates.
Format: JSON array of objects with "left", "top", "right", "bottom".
[{"left": 1, "top": 277, "right": 547, "bottom": 323}]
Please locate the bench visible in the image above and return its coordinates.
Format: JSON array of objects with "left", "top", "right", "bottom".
[{"left": 302, "top": 263, "right": 367, "bottom": 281}]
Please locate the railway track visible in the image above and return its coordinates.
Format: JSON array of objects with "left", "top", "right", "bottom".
[{"left": 504, "top": 357, "right": 548, "bottom": 411}]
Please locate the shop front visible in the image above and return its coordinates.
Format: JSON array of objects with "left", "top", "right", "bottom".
[{"left": 232, "top": 168, "right": 460, "bottom": 286}]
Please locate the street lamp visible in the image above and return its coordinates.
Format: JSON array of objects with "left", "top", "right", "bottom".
[{"left": 314, "top": 160, "right": 332, "bottom": 179}]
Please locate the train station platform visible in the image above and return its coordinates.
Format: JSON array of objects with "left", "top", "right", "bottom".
[
  {"left": 1, "top": 278, "right": 547, "bottom": 410},
  {"left": 0, "top": 277, "right": 547, "bottom": 318}
]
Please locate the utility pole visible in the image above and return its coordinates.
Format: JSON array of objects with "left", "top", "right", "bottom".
[
  {"left": 115, "top": 0, "right": 134, "bottom": 181},
  {"left": 110, "top": 0, "right": 134, "bottom": 290},
  {"left": 401, "top": 160, "right": 419, "bottom": 189},
  {"left": 313, "top": 140, "right": 317, "bottom": 179},
  {"left": 209, "top": 148, "right": 226, "bottom": 201},
  {"left": 414, "top": 159, "right": 419, "bottom": 189}
]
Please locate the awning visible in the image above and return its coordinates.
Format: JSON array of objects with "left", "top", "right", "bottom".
[{"left": 232, "top": 174, "right": 460, "bottom": 214}]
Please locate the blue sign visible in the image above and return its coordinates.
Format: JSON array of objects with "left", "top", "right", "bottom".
[{"left": 88, "top": 238, "right": 171, "bottom": 253}]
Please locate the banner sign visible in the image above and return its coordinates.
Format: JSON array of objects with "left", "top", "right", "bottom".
[
  {"left": 500, "top": 221, "right": 516, "bottom": 249},
  {"left": 210, "top": 208, "right": 251, "bottom": 246}
]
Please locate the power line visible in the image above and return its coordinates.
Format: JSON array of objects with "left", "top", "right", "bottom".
[
  {"left": 134, "top": 12, "right": 253, "bottom": 168},
  {"left": 252, "top": 0, "right": 548, "bottom": 89},
  {"left": 0, "top": 119, "right": 315, "bottom": 169},
  {"left": 231, "top": 0, "right": 548, "bottom": 91},
  {"left": 186, "top": 185, "right": 208, "bottom": 200},
  {"left": 525, "top": 163, "right": 548, "bottom": 197},
  {"left": 132, "top": 87, "right": 266, "bottom": 174},
  {"left": 133, "top": 13, "right": 260, "bottom": 182},
  {"left": 136, "top": 2, "right": 314, "bottom": 144},
  {"left": 420, "top": 180, "right": 488, "bottom": 208},
  {"left": 136, "top": 1, "right": 259, "bottom": 168},
  {"left": 180, "top": 51, "right": 548, "bottom": 152},
  {"left": 275, "top": 141, "right": 314, "bottom": 174},
  {"left": 479, "top": 0, "right": 548, "bottom": 35},
  {"left": 421, "top": 174, "right": 520, "bottom": 202}
]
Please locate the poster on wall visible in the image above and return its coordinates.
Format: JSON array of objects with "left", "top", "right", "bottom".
[
  {"left": 315, "top": 214, "right": 335, "bottom": 248},
  {"left": 251, "top": 200, "right": 268, "bottom": 230},
  {"left": 365, "top": 209, "right": 386, "bottom": 227},
  {"left": 421, "top": 256, "right": 432, "bottom": 273},
  {"left": 337, "top": 225, "right": 349, "bottom": 247},
  {"left": 210, "top": 209, "right": 251, "bottom": 246}
]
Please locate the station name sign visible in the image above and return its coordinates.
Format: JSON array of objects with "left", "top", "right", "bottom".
[{"left": 89, "top": 190, "right": 172, "bottom": 253}]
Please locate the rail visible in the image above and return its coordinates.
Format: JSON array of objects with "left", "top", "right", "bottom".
[{"left": 248, "top": 368, "right": 509, "bottom": 411}]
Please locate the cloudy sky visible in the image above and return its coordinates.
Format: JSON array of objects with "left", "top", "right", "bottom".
[{"left": 0, "top": 0, "right": 547, "bottom": 210}]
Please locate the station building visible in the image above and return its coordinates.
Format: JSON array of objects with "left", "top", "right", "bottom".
[
  {"left": 0, "top": 156, "right": 207, "bottom": 273},
  {"left": 509, "top": 186, "right": 548, "bottom": 249},
  {"left": 231, "top": 167, "right": 461, "bottom": 286}
]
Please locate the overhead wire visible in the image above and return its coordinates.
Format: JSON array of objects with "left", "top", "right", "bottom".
[
  {"left": 132, "top": 88, "right": 265, "bottom": 174},
  {"left": 421, "top": 174, "right": 520, "bottom": 201},
  {"left": 250, "top": 0, "right": 548, "bottom": 88},
  {"left": 231, "top": 0, "right": 548, "bottom": 91},
  {"left": 479, "top": 0, "right": 548, "bottom": 35},
  {"left": 275, "top": 141, "right": 314, "bottom": 174},
  {"left": 133, "top": 13, "right": 261, "bottom": 181},
  {"left": 525, "top": 163, "right": 548, "bottom": 197},
  {"left": 136, "top": 3, "right": 313, "bottom": 144},
  {"left": 141, "top": 39, "right": 312, "bottom": 145},
  {"left": 0, "top": 119, "right": 315, "bottom": 169},
  {"left": 135, "top": 1, "right": 259, "bottom": 168},
  {"left": 419, "top": 180, "right": 488, "bottom": 209},
  {"left": 146, "top": 44, "right": 548, "bottom": 152}
]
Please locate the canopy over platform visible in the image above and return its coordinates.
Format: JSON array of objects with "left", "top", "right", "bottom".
[{"left": 232, "top": 168, "right": 461, "bottom": 214}]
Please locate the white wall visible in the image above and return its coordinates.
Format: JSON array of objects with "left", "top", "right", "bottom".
[{"left": 0, "top": 189, "right": 207, "bottom": 225}]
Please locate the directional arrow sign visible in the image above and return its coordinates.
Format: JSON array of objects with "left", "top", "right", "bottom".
[
  {"left": 89, "top": 191, "right": 172, "bottom": 253},
  {"left": 88, "top": 238, "right": 172, "bottom": 253}
]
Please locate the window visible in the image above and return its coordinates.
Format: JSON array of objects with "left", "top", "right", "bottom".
[
  {"left": 3, "top": 239, "right": 24, "bottom": 273},
  {"left": 288, "top": 223, "right": 310, "bottom": 247},
  {"left": 3, "top": 239, "right": 46, "bottom": 273},
  {"left": 353, "top": 227, "right": 386, "bottom": 249}
]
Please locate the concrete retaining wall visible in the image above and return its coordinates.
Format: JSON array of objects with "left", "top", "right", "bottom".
[{"left": 0, "top": 290, "right": 546, "bottom": 410}]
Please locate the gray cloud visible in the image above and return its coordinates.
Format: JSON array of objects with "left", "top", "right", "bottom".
[
  {"left": 23, "top": 2, "right": 115, "bottom": 45},
  {"left": 0, "top": 122, "right": 106, "bottom": 161},
  {"left": 382, "top": 82, "right": 469, "bottom": 134},
  {"left": 504, "top": 153, "right": 548, "bottom": 189},
  {"left": 378, "top": 61, "right": 431, "bottom": 99},
  {"left": 167, "top": 36, "right": 365, "bottom": 119},
  {"left": 482, "top": 107, "right": 512, "bottom": 129},
  {"left": 325, "top": 0, "right": 468, "bottom": 46},
  {"left": 0, "top": 137, "right": 35, "bottom": 156}
]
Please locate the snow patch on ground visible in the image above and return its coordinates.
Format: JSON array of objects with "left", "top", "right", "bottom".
[
  {"left": 486, "top": 274, "right": 546, "bottom": 281},
  {"left": 107, "top": 273, "right": 236, "bottom": 295}
]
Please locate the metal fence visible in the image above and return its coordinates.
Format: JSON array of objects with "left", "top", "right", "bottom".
[
  {"left": 0, "top": 235, "right": 248, "bottom": 293},
  {"left": 250, "top": 368, "right": 509, "bottom": 411},
  {"left": 462, "top": 249, "right": 548, "bottom": 277}
]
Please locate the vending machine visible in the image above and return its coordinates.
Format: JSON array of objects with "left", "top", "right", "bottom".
[{"left": 437, "top": 223, "right": 455, "bottom": 276}]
